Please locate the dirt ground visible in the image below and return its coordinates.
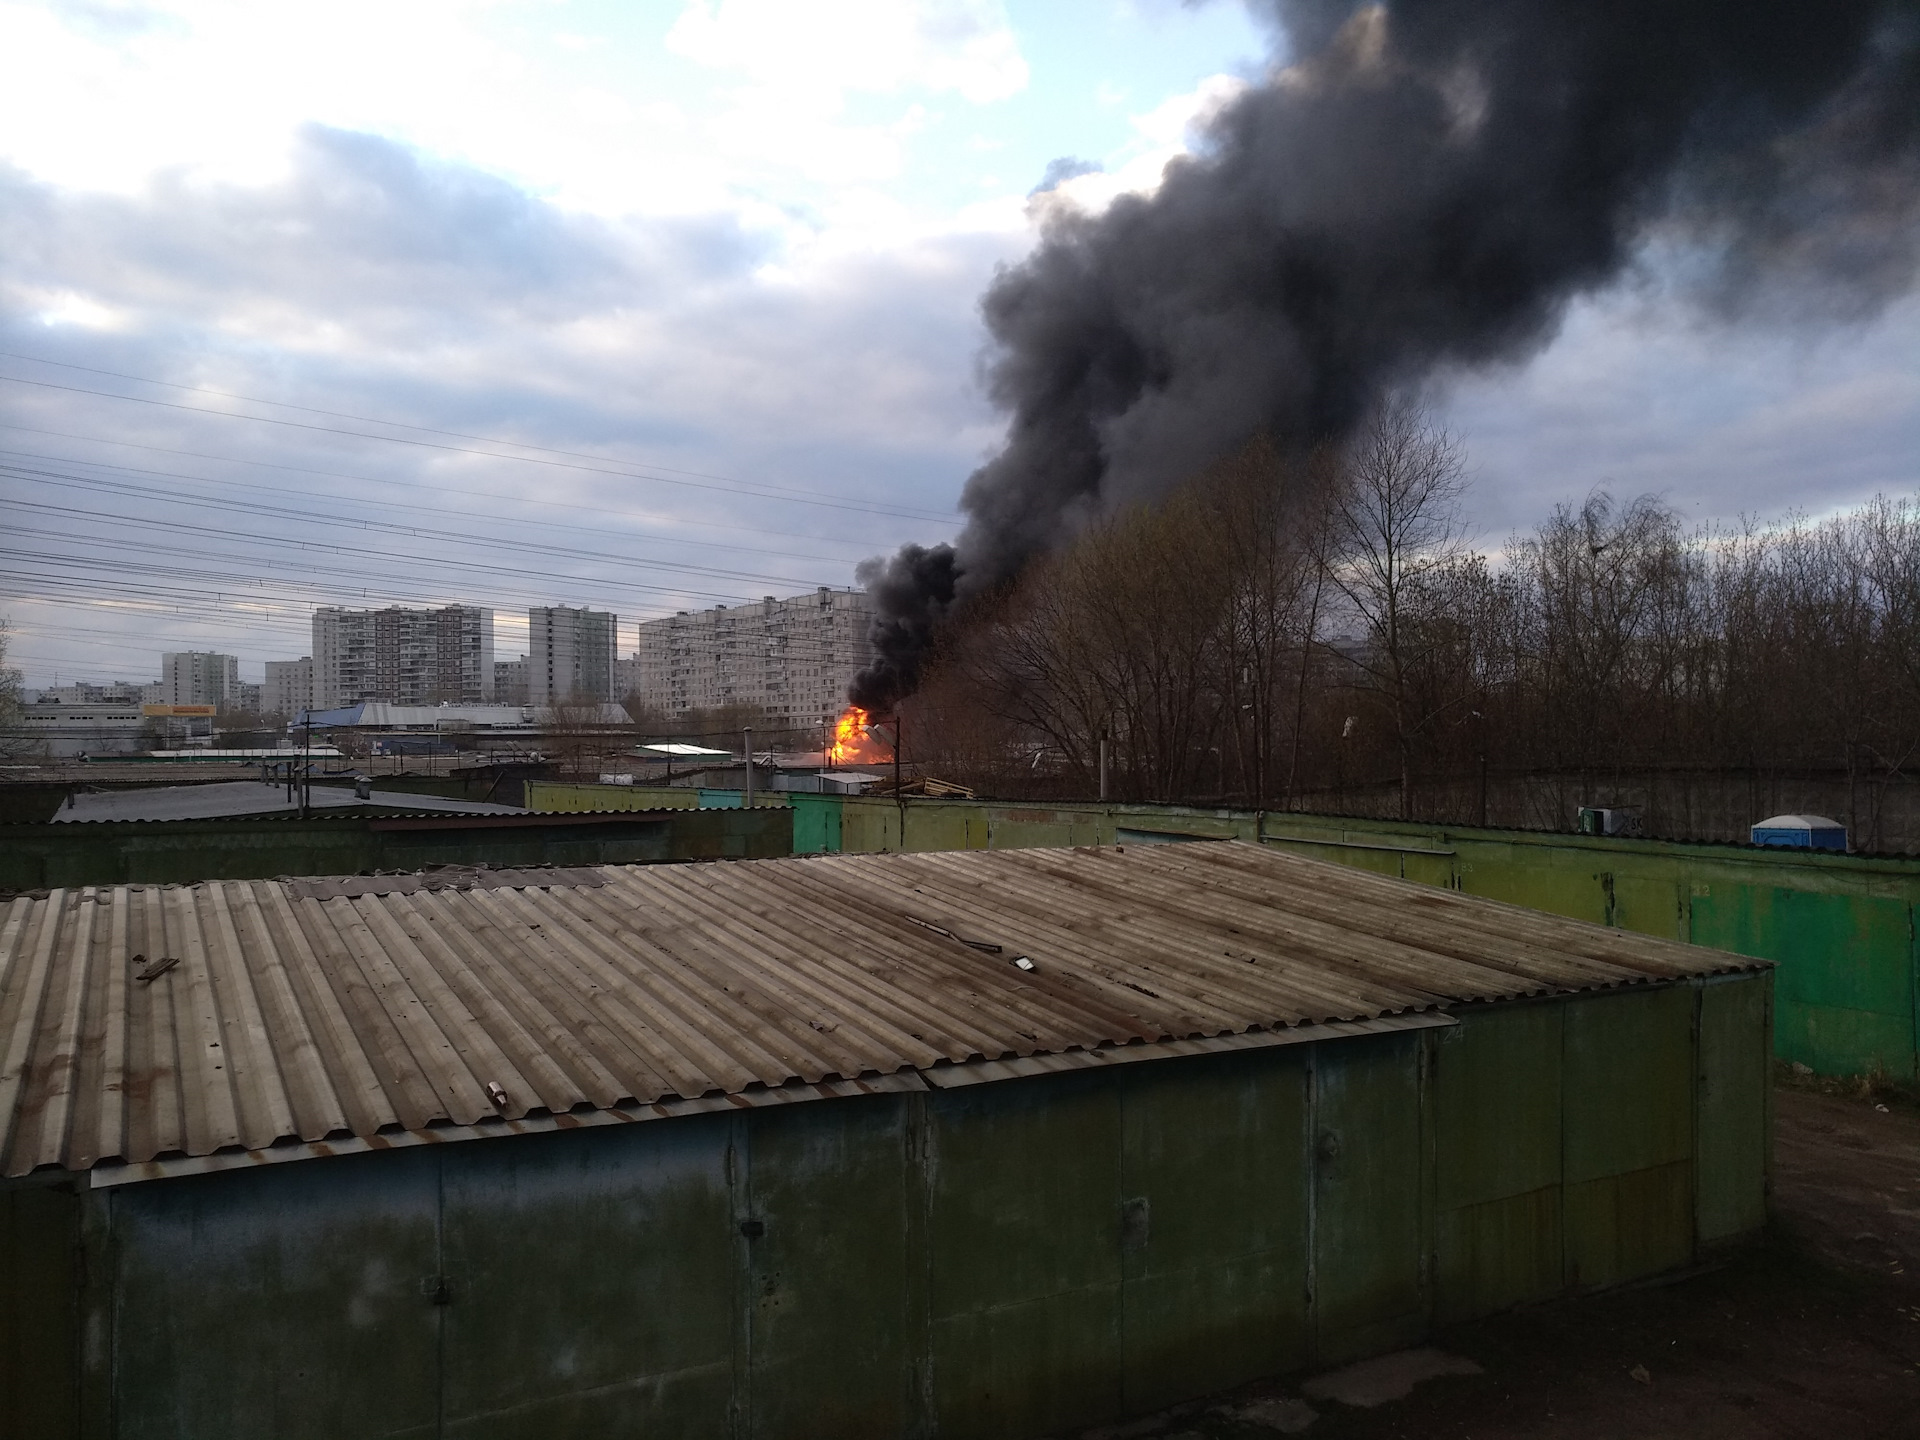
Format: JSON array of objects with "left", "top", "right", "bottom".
[{"left": 1076, "top": 1083, "right": 1920, "bottom": 1440}]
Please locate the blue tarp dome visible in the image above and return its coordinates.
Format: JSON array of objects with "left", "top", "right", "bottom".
[{"left": 1749, "top": 814, "right": 1847, "bottom": 851}]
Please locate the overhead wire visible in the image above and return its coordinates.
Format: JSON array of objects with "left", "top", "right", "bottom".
[
  {"left": 0, "top": 348, "right": 959, "bottom": 517},
  {"left": 0, "top": 370, "right": 955, "bottom": 522},
  {"left": 0, "top": 351, "right": 923, "bottom": 688},
  {"left": 0, "top": 441, "right": 881, "bottom": 566}
]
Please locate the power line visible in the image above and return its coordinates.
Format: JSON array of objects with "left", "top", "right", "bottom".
[
  {"left": 0, "top": 348, "right": 956, "bottom": 513},
  {"left": 0, "top": 371, "right": 955, "bottom": 523},
  {"left": 0, "top": 421, "right": 899, "bottom": 556},
  {"left": 0, "top": 460, "right": 861, "bottom": 580},
  {"left": 0, "top": 441, "right": 880, "bottom": 567}
]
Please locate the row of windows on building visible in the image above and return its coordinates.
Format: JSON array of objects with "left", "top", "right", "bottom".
[{"left": 91, "top": 590, "right": 876, "bottom": 719}]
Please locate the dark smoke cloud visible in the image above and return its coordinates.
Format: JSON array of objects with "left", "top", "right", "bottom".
[{"left": 850, "top": 0, "right": 1920, "bottom": 713}]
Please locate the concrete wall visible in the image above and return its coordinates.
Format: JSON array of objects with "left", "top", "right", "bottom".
[{"left": 6, "top": 973, "right": 1768, "bottom": 1439}]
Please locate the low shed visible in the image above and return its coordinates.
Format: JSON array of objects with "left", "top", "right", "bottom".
[{"left": 0, "top": 843, "right": 1769, "bottom": 1440}]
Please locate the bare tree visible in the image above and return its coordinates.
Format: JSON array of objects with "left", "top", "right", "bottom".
[
  {"left": 1325, "top": 402, "right": 1468, "bottom": 818},
  {"left": 0, "top": 619, "right": 41, "bottom": 762}
]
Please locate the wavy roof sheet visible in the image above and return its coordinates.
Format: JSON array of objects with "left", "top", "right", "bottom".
[{"left": 0, "top": 842, "right": 1761, "bottom": 1180}]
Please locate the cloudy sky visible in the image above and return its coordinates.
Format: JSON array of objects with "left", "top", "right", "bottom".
[{"left": 1, "top": 0, "right": 1914, "bottom": 688}]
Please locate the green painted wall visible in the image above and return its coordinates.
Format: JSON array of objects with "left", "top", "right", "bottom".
[{"left": 31, "top": 972, "right": 1766, "bottom": 1440}]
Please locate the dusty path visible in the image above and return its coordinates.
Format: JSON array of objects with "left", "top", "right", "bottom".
[{"left": 1076, "top": 1086, "right": 1920, "bottom": 1439}]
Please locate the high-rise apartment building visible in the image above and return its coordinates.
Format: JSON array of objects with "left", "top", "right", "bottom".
[
  {"left": 311, "top": 606, "right": 493, "bottom": 708},
  {"left": 631, "top": 587, "right": 874, "bottom": 730},
  {"left": 161, "top": 651, "right": 240, "bottom": 707},
  {"left": 493, "top": 656, "right": 530, "bottom": 706},
  {"left": 263, "top": 657, "right": 314, "bottom": 718},
  {"left": 529, "top": 607, "right": 618, "bottom": 704}
]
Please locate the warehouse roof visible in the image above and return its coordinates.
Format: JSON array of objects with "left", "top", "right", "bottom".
[{"left": 0, "top": 842, "right": 1762, "bottom": 1182}]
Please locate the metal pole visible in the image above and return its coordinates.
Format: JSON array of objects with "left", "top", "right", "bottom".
[
  {"left": 301, "top": 710, "right": 311, "bottom": 818},
  {"left": 892, "top": 713, "right": 904, "bottom": 850},
  {"left": 743, "top": 726, "right": 754, "bottom": 809},
  {"left": 1099, "top": 735, "right": 1109, "bottom": 801}
]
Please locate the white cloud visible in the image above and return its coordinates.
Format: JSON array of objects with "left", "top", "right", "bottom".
[
  {"left": 1032, "top": 71, "right": 1246, "bottom": 215},
  {"left": 665, "top": 0, "right": 1028, "bottom": 104}
]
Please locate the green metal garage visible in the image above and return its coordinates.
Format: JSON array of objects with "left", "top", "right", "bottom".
[{"left": 0, "top": 842, "right": 1769, "bottom": 1439}]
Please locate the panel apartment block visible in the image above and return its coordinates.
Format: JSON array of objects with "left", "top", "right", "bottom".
[
  {"left": 312, "top": 606, "right": 494, "bottom": 708},
  {"left": 632, "top": 587, "right": 874, "bottom": 731},
  {"left": 160, "top": 651, "right": 240, "bottom": 707},
  {"left": 529, "top": 607, "right": 618, "bottom": 705},
  {"left": 263, "top": 658, "right": 314, "bottom": 718}
]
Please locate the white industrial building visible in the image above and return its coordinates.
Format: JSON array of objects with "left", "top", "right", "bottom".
[{"left": 631, "top": 587, "right": 874, "bottom": 731}]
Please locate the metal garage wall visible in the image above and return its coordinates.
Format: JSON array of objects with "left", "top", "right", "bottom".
[
  {"left": 438, "top": 1121, "right": 737, "bottom": 1437},
  {"left": 81, "top": 981, "right": 1768, "bottom": 1440},
  {"left": 109, "top": 1148, "right": 442, "bottom": 1440},
  {"left": 0, "top": 1180, "right": 79, "bottom": 1440}
]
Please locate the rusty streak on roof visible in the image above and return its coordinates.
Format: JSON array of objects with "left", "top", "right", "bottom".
[{"left": 0, "top": 842, "right": 1762, "bottom": 1180}]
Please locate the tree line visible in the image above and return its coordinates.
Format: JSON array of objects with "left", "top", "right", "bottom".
[{"left": 902, "top": 404, "right": 1920, "bottom": 849}]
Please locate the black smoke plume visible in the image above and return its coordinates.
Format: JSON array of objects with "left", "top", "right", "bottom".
[{"left": 850, "top": 0, "right": 1920, "bottom": 714}]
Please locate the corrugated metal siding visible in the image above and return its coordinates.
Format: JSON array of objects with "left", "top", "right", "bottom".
[{"left": 0, "top": 842, "right": 1761, "bottom": 1178}]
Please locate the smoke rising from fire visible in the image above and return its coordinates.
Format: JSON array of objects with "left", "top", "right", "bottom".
[{"left": 849, "top": 0, "right": 1920, "bottom": 713}]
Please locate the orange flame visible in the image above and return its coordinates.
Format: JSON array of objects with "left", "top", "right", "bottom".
[{"left": 828, "top": 705, "right": 887, "bottom": 765}]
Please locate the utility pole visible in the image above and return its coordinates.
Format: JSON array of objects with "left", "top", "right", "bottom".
[
  {"left": 1099, "top": 734, "right": 1109, "bottom": 802},
  {"left": 892, "top": 712, "right": 904, "bottom": 850},
  {"left": 743, "top": 726, "right": 754, "bottom": 809}
]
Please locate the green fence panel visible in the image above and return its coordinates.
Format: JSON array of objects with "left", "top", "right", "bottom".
[
  {"left": 1610, "top": 874, "right": 1686, "bottom": 940},
  {"left": 788, "top": 795, "right": 842, "bottom": 855},
  {"left": 1691, "top": 884, "right": 1915, "bottom": 1078},
  {"left": 838, "top": 800, "right": 901, "bottom": 855},
  {"left": 522, "top": 783, "right": 697, "bottom": 812},
  {"left": 1458, "top": 859, "right": 1610, "bottom": 926}
]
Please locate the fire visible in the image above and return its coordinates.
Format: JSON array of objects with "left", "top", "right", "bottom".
[{"left": 827, "top": 706, "right": 888, "bottom": 765}]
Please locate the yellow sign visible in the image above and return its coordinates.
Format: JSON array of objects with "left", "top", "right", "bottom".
[{"left": 142, "top": 704, "right": 217, "bottom": 717}]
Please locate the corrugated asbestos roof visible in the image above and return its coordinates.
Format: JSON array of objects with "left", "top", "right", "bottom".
[{"left": 0, "top": 841, "right": 1762, "bottom": 1181}]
